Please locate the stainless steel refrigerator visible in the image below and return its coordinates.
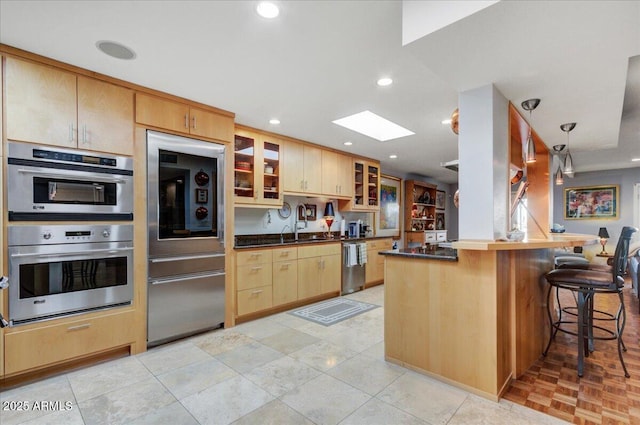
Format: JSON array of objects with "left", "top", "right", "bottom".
[{"left": 146, "top": 130, "right": 226, "bottom": 346}]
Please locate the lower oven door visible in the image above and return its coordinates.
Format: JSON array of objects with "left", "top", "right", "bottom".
[{"left": 8, "top": 242, "right": 134, "bottom": 325}]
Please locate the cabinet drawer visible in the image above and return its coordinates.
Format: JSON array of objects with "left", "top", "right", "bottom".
[
  {"left": 4, "top": 309, "right": 136, "bottom": 375},
  {"left": 236, "top": 250, "right": 273, "bottom": 266},
  {"left": 436, "top": 231, "right": 447, "bottom": 241},
  {"left": 424, "top": 232, "right": 437, "bottom": 242},
  {"left": 236, "top": 263, "right": 273, "bottom": 291},
  {"left": 298, "top": 243, "right": 340, "bottom": 259},
  {"left": 366, "top": 239, "right": 392, "bottom": 251},
  {"left": 237, "top": 286, "right": 273, "bottom": 316},
  {"left": 272, "top": 247, "right": 298, "bottom": 261}
]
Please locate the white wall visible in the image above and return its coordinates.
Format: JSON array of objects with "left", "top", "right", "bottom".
[{"left": 552, "top": 166, "right": 640, "bottom": 259}]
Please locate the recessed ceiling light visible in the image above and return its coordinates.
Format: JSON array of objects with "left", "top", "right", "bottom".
[
  {"left": 269, "top": 118, "right": 280, "bottom": 125},
  {"left": 343, "top": 141, "right": 353, "bottom": 146},
  {"left": 332, "top": 110, "right": 414, "bottom": 142},
  {"left": 377, "top": 77, "right": 393, "bottom": 87},
  {"left": 389, "top": 154, "right": 398, "bottom": 159},
  {"left": 632, "top": 158, "right": 640, "bottom": 162},
  {"left": 441, "top": 119, "right": 452, "bottom": 125},
  {"left": 96, "top": 40, "right": 136, "bottom": 60},
  {"left": 257, "top": 2, "right": 279, "bottom": 18}
]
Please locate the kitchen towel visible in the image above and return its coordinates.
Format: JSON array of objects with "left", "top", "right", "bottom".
[
  {"left": 356, "top": 243, "right": 367, "bottom": 265},
  {"left": 344, "top": 244, "right": 358, "bottom": 267}
]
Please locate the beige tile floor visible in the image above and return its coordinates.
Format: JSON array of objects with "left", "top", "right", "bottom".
[{"left": 0, "top": 285, "right": 569, "bottom": 425}]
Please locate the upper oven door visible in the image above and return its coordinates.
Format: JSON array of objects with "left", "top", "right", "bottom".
[
  {"left": 7, "top": 142, "right": 134, "bottom": 221},
  {"left": 147, "top": 131, "right": 225, "bottom": 257}
]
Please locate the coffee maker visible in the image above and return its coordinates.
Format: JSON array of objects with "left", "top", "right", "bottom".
[{"left": 348, "top": 221, "right": 359, "bottom": 238}]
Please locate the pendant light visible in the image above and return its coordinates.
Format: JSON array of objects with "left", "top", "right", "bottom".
[
  {"left": 521, "top": 99, "right": 541, "bottom": 163},
  {"left": 560, "top": 122, "right": 576, "bottom": 177},
  {"left": 554, "top": 165, "right": 564, "bottom": 185},
  {"left": 552, "top": 144, "right": 565, "bottom": 185}
]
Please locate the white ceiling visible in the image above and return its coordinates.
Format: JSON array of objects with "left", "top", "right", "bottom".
[{"left": 1, "top": 0, "right": 638, "bottom": 184}]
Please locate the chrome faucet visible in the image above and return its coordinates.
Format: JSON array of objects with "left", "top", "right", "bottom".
[
  {"left": 295, "top": 204, "right": 308, "bottom": 241},
  {"left": 280, "top": 224, "right": 291, "bottom": 244}
]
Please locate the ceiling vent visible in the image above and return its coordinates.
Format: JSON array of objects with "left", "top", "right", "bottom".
[{"left": 440, "top": 159, "right": 459, "bottom": 172}]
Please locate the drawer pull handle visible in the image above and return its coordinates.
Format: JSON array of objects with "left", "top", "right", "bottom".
[
  {"left": 250, "top": 253, "right": 262, "bottom": 258},
  {"left": 67, "top": 323, "right": 91, "bottom": 331},
  {"left": 251, "top": 290, "right": 263, "bottom": 295},
  {"left": 251, "top": 266, "right": 263, "bottom": 271}
]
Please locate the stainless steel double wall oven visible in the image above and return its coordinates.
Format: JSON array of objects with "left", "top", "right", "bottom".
[
  {"left": 6, "top": 141, "right": 134, "bottom": 325},
  {"left": 146, "top": 131, "right": 226, "bottom": 347}
]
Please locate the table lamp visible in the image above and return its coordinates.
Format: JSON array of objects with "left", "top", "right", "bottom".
[
  {"left": 323, "top": 201, "right": 335, "bottom": 238},
  {"left": 598, "top": 227, "right": 610, "bottom": 255}
]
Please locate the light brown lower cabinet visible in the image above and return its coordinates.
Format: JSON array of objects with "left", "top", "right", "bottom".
[
  {"left": 4, "top": 309, "right": 136, "bottom": 375},
  {"left": 365, "top": 238, "right": 393, "bottom": 286},
  {"left": 235, "top": 243, "right": 340, "bottom": 318},
  {"left": 297, "top": 244, "right": 341, "bottom": 299},
  {"left": 272, "top": 247, "right": 299, "bottom": 306},
  {"left": 237, "top": 286, "right": 273, "bottom": 316}
]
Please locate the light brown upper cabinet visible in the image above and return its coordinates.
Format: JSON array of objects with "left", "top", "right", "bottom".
[
  {"left": 282, "top": 140, "right": 322, "bottom": 195},
  {"left": 341, "top": 159, "right": 380, "bottom": 211},
  {"left": 5, "top": 57, "right": 134, "bottom": 155},
  {"left": 234, "top": 128, "right": 283, "bottom": 207},
  {"left": 321, "top": 150, "right": 354, "bottom": 199},
  {"left": 135, "top": 93, "right": 233, "bottom": 143}
]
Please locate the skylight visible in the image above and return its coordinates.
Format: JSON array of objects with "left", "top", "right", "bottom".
[{"left": 332, "top": 111, "right": 414, "bottom": 142}]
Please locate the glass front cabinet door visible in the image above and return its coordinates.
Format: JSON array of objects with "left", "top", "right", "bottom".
[{"left": 234, "top": 129, "right": 282, "bottom": 207}]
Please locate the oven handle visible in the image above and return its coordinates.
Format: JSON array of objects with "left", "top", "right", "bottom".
[
  {"left": 150, "top": 271, "right": 226, "bottom": 285},
  {"left": 149, "top": 253, "right": 225, "bottom": 263},
  {"left": 17, "top": 168, "right": 128, "bottom": 184},
  {"left": 10, "top": 247, "right": 133, "bottom": 259}
]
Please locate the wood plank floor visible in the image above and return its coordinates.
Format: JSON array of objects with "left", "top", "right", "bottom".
[{"left": 504, "top": 282, "right": 640, "bottom": 424}]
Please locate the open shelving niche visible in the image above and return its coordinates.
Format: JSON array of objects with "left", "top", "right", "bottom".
[{"left": 404, "top": 179, "right": 438, "bottom": 246}]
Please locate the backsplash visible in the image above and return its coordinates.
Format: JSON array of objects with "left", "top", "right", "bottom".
[{"left": 234, "top": 195, "right": 372, "bottom": 236}]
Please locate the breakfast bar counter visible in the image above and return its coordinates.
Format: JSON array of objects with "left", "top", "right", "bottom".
[{"left": 383, "top": 233, "right": 597, "bottom": 401}]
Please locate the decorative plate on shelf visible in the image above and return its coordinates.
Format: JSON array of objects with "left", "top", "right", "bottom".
[
  {"left": 278, "top": 202, "right": 291, "bottom": 219},
  {"left": 194, "top": 169, "right": 210, "bottom": 186}
]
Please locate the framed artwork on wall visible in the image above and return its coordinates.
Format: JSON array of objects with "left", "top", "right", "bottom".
[
  {"left": 435, "top": 190, "right": 446, "bottom": 210},
  {"left": 298, "top": 204, "right": 317, "bottom": 221},
  {"left": 376, "top": 174, "right": 402, "bottom": 238},
  {"left": 436, "top": 212, "right": 445, "bottom": 230},
  {"left": 564, "top": 185, "right": 619, "bottom": 220}
]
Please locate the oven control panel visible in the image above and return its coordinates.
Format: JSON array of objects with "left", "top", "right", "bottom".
[{"left": 8, "top": 224, "right": 133, "bottom": 246}]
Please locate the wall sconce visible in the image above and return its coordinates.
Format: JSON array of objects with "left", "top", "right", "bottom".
[
  {"left": 598, "top": 227, "right": 610, "bottom": 255},
  {"left": 521, "top": 98, "right": 541, "bottom": 163}
]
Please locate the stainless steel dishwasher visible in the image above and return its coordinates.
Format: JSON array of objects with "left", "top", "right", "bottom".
[{"left": 342, "top": 242, "right": 366, "bottom": 294}]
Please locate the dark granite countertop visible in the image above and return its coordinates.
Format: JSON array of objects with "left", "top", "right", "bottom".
[
  {"left": 234, "top": 233, "right": 391, "bottom": 249},
  {"left": 379, "top": 247, "right": 458, "bottom": 261}
]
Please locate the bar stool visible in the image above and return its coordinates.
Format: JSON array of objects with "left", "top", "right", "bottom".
[{"left": 543, "top": 226, "right": 638, "bottom": 377}]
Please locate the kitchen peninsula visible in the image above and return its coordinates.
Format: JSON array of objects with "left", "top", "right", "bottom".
[{"left": 381, "top": 234, "right": 597, "bottom": 401}]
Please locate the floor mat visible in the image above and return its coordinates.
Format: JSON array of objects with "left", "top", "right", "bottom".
[{"left": 289, "top": 298, "right": 379, "bottom": 326}]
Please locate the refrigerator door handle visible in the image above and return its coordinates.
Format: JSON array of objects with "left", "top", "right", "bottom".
[
  {"left": 149, "top": 253, "right": 225, "bottom": 263},
  {"left": 150, "top": 271, "right": 226, "bottom": 285}
]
